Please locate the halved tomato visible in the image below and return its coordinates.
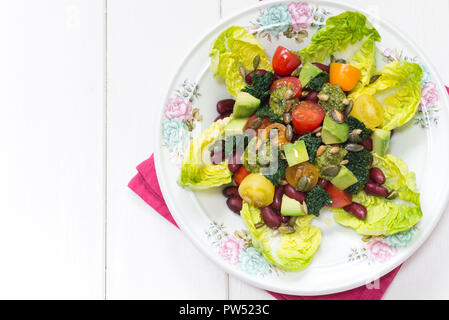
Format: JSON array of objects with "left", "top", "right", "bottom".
[
  {"left": 234, "top": 166, "right": 251, "bottom": 186},
  {"left": 270, "top": 77, "right": 302, "bottom": 99},
  {"left": 325, "top": 183, "right": 353, "bottom": 208},
  {"left": 291, "top": 101, "right": 325, "bottom": 135}
]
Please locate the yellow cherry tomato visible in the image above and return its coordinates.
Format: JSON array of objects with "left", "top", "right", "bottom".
[
  {"left": 329, "top": 63, "right": 362, "bottom": 91},
  {"left": 350, "top": 94, "right": 385, "bottom": 129},
  {"left": 238, "top": 173, "right": 275, "bottom": 208},
  {"left": 285, "top": 162, "right": 319, "bottom": 192}
]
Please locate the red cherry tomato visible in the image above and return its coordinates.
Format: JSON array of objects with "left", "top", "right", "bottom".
[
  {"left": 291, "top": 101, "right": 325, "bottom": 135},
  {"left": 270, "top": 77, "right": 303, "bottom": 99},
  {"left": 272, "top": 46, "right": 301, "bottom": 76},
  {"left": 325, "top": 183, "right": 353, "bottom": 208},
  {"left": 234, "top": 166, "right": 251, "bottom": 186}
]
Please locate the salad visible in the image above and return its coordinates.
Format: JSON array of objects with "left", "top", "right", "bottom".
[{"left": 179, "top": 12, "right": 423, "bottom": 271}]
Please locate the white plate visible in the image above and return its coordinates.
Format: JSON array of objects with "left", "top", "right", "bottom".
[{"left": 154, "top": 0, "right": 449, "bottom": 295}]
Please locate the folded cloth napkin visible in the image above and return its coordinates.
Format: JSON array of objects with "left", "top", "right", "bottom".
[{"left": 129, "top": 86, "right": 449, "bottom": 300}]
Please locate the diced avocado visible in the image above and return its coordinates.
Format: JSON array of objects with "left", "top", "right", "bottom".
[
  {"left": 373, "top": 129, "right": 391, "bottom": 156},
  {"left": 321, "top": 115, "right": 349, "bottom": 145},
  {"left": 330, "top": 166, "right": 358, "bottom": 190},
  {"left": 233, "top": 92, "right": 260, "bottom": 118},
  {"left": 281, "top": 195, "right": 305, "bottom": 216},
  {"left": 299, "top": 62, "right": 323, "bottom": 87},
  {"left": 283, "top": 140, "right": 309, "bottom": 167},
  {"left": 225, "top": 118, "right": 248, "bottom": 135}
]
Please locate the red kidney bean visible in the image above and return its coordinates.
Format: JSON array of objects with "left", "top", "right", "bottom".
[
  {"left": 280, "top": 215, "right": 290, "bottom": 224},
  {"left": 273, "top": 73, "right": 283, "bottom": 81},
  {"left": 226, "top": 197, "right": 243, "bottom": 214},
  {"left": 245, "top": 69, "right": 268, "bottom": 85},
  {"left": 228, "top": 151, "right": 243, "bottom": 173},
  {"left": 284, "top": 184, "right": 306, "bottom": 203},
  {"left": 261, "top": 206, "right": 281, "bottom": 229},
  {"left": 214, "top": 112, "right": 232, "bottom": 122},
  {"left": 364, "top": 182, "right": 389, "bottom": 197},
  {"left": 305, "top": 91, "right": 319, "bottom": 103},
  {"left": 271, "top": 185, "right": 285, "bottom": 211},
  {"left": 216, "top": 99, "right": 235, "bottom": 115},
  {"left": 210, "top": 151, "right": 225, "bottom": 165},
  {"left": 312, "top": 62, "right": 330, "bottom": 73},
  {"left": 223, "top": 186, "right": 239, "bottom": 198},
  {"left": 344, "top": 202, "right": 367, "bottom": 220},
  {"left": 370, "top": 167, "right": 386, "bottom": 185},
  {"left": 318, "top": 178, "right": 330, "bottom": 190},
  {"left": 362, "top": 137, "right": 373, "bottom": 151}
]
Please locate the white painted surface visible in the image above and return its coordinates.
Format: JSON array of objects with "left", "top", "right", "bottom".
[{"left": 0, "top": 0, "right": 447, "bottom": 299}]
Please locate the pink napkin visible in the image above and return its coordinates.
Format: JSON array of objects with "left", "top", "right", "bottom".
[{"left": 129, "top": 86, "right": 449, "bottom": 300}]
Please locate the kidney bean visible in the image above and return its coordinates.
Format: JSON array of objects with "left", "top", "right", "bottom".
[
  {"left": 261, "top": 206, "right": 282, "bottom": 229},
  {"left": 344, "top": 202, "right": 367, "bottom": 220},
  {"left": 318, "top": 178, "right": 330, "bottom": 190},
  {"left": 284, "top": 184, "right": 306, "bottom": 203},
  {"left": 271, "top": 185, "right": 285, "bottom": 211},
  {"left": 273, "top": 73, "right": 283, "bottom": 81},
  {"left": 362, "top": 137, "right": 373, "bottom": 151},
  {"left": 305, "top": 91, "right": 319, "bottom": 103},
  {"left": 216, "top": 99, "right": 235, "bottom": 115},
  {"left": 280, "top": 215, "right": 290, "bottom": 224},
  {"left": 312, "top": 62, "right": 330, "bottom": 73},
  {"left": 370, "top": 167, "right": 386, "bottom": 185},
  {"left": 245, "top": 69, "right": 268, "bottom": 85},
  {"left": 364, "top": 182, "right": 389, "bottom": 197},
  {"left": 210, "top": 151, "right": 225, "bottom": 165},
  {"left": 226, "top": 197, "right": 243, "bottom": 214},
  {"left": 228, "top": 150, "right": 243, "bottom": 173},
  {"left": 214, "top": 112, "right": 232, "bottom": 122},
  {"left": 223, "top": 186, "right": 239, "bottom": 198}
]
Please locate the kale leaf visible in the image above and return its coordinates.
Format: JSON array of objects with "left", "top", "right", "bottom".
[
  {"left": 255, "top": 104, "right": 283, "bottom": 123},
  {"left": 242, "top": 72, "right": 274, "bottom": 102},
  {"left": 344, "top": 149, "right": 372, "bottom": 194},
  {"left": 346, "top": 116, "right": 373, "bottom": 140},
  {"left": 305, "top": 72, "right": 329, "bottom": 92},
  {"left": 305, "top": 185, "right": 332, "bottom": 217},
  {"left": 262, "top": 156, "right": 288, "bottom": 186},
  {"left": 299, "top": 134, "right": 323, "bottom": 164}
]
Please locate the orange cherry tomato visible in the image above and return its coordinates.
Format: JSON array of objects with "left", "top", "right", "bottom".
[
  {"left": 329, "top": 63, "right": 362, "bottom": 91},
  {"left": 285, "top": 162, "right": 319, "bottom": 192},
  {"left": 259, "top": 123, "right": 288, "bottom": 149},
  {"left": 234, "top": 166, "right": 251, "bottom": 185},
  {"left": 325, "top": 182, "right": 353, "bottom": 208}
]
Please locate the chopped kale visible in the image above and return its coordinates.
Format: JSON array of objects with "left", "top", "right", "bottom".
[
  {"left": 305, "top": 72, "right": 329, "bottom": 92},
  {"left": 346, "top": 116, "right": 373, "bottom": 140},
  {"left": 242, "top": 72, "right": 274, "bottom": 102},
  {"left": 255, "top": 104, "right": 283, "bottom": 123},
  {"left": 299, "top": 134, "right": 322, "bottom": 163},
  {"left": 344, "top": 149, "right": 372, "bottom": 194},
  {"left": 305, "top": 185, "right": 333, "bottom": 217},
  {"left": 262, "top": 156, "right": 288, "bottom": 186}
]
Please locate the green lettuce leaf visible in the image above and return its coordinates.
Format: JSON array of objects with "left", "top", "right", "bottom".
[
  {"left": 179, "top": 119, "right": 232, "bottom": 189},
  {"left": 241, "top": 202, "right": 321, "bottom": 271},
  {"left": 210, "top": 26, "right": 273, "bottom": 97},
  {"left": 349, "top": 61, "right": 423, "bottom": 130},
  {"left": 333, "top": 154, "right": 422, "bottom": 236},
  {"left": 297, "top": 11, "right": 380, "bottom": 88}
]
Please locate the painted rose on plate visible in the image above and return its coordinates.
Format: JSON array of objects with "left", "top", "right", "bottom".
[
  {"left": 219, "top": 236, "right": 245, "bottom": 265},
  {"left": 420, "top": 82, "right": 440, "bottom": 111},
  {"left": 288, "top": 2, "right": 313, "bottom": 31},
  {"left": 367, "top": 238, "right": 398, "bottom": 263},
  {"left": 165, "top": 97, "right": 193, "bottom": 121}
]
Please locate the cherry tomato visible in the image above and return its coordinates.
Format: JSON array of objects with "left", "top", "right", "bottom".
[
  {"left": 272, "top": 46, "right": 302, "bottom": 76},
  {"left": 259, "top": 123, "right": 288, "bottom": 150},
  {"left": 329, "top": 63, "right": 361, "bottom": 91},
  {"left": 291, "top": 101, "right": 325, "bottom": 135},
  {"left": 351, "top": 94, "right": 385, "bottom": 129},
  {"left": 270, "top": 77, "right": 302, "bottom": 99},
  {"left": 234, "top": 166, "right": 251, "bottom": 186},
  {"left": 285, "top": 162, "right": 319, "bottom": 192},
  {"left": 238, "top": 173, "right": 275, "bottom": 208},
  {"left": 325, "top": 183, "right": 353, "bottom": 208}
]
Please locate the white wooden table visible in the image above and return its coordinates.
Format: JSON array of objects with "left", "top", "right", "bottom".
[{"left": 0, "top": 0, "right": 448, "bottom": 300}]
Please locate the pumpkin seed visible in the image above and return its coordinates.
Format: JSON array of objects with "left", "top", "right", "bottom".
[
  {"left": 352, "top": 129, "right": 363, "bottom": 135},
  {"left": 316, "top": 145, "right": 327, "bottom": 157},
  {"left": 285, "top": 124, "right": 293, "bottom": 141},
  {"left": 321, "top": 165, "right": 340, "bottom": 177},
  {"left": 315, "top": 132, "right": 322, "bottom": 137},
  {"left": 312, "top": 126, "right": 322, "bottom": 134},
  {"left": 247, "top": 117, "right": 262, "bottom": 130},
  {"left": 287, "top": 216, "right": 298, "bottom": 227},
  {"left": 345, "top": 143, "right": 364, "bottom": 152},
  {"left": 279, "top": 179, "right": 288, "bottom": 186},
  {"left": 318, "top": 93, "right": 329, "bottom": 101},
  {"left": 296, "top": 176, "right": 311, "bottom": 192},
  {"left": 335, "top": 58, "right": 347, "bottom": 64},
  {"left": 302, "top": 202, "right": 309, "bottom": 215},
  {"left": 370, "top": 74, "right": 381, "bottom": 84},
  {"left": 340, "top": 160, "right": 349, "bottom": 166},
  {"left": 343, "top": 99, "right": 350, "bottom": 105},
  {"left": 291, "top": 65, "right": 302, "bottom": 77},
  {"left": 345, "top": 100, "right": 354, "bottom": 116},
  {"left": 331, "top": 109, "right": 345, "bottom": 123},
  {"left": 253, "top": 55, "right": 260, "bottom": 70},
  {"left": 238, "top": 63, "right": 247, "bottom": 78},
  {"left": 348, "top": 132, "right": 363, "bottom": 144},
  {"left": 255, "top": 222, "right": 265, "bottom": 229},
  {"left": 283, "top": 112, "right": 292, "bottom": 124},
  {"left": 329, "top": 147, "right": 340, "bottom": 155},
  {"left": 278, "top": 226, "right": 295, "bottom": 234},
  {"left": 387, "top": 190, "right": 399, "bottom": 200},
  {"left": 301, "top": 90, "right": 310, "bottom": 98}
]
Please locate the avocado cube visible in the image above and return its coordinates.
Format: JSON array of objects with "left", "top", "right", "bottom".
[
  {"left": 233, "top": 92, "right": 260, "bottom": 118},
  {"left": 283, "top": 140, "right": 309, "bottom": 167},
  {"left": 372, "top": 129, "right": 391, "bottom": 156},
  {"left": 299, "top": 62, "right": 323, "bottom": 87},
  {"left": 330, "top": 166, "right": 358, "bottom": 190},
  {"left": 281, "top": 195, "right": 305, "bottom": 216},
  {"left": 225, "top": 118, "right": 249, "bottom": 135},
  {"left": 321, "top": 115, "right": 349, "bottom": 145}
]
